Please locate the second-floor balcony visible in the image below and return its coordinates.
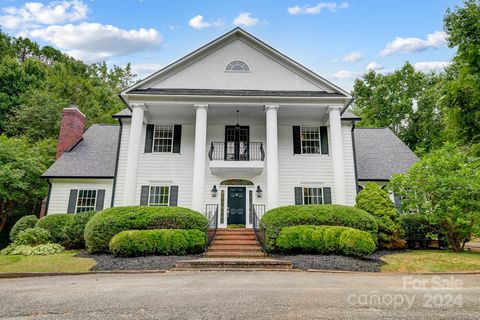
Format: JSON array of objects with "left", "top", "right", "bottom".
[{"left": 208, "top": 141, "right": 265, "bottom": 175}]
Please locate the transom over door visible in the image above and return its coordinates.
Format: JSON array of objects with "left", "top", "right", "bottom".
[
  {"left": 225, "top": 126, "right": 249, "bottom": 161},
  {"left": 227, "top": 187, "right": 246, "bottom": 225}
]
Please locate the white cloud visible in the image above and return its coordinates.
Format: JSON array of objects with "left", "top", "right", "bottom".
[
  {"left": 233, "top": 12, "right": 260, "bottom": 27},
  {"left": 380, "top": 31, "right": 448, "bottom": 57},
  {"left": 27, "top": 22, "right": 162, "bottom": 61},
  {"left": 366, "top": 61, "right": 383, "bottom": 71},
  {"left": 188, "top": 15, "right": 223, "bottom": 30},
  {"left": 0, "top": 0, "right": 88, "bottom": 29},
  {"left": 333, "top": 70, "right": 361, "bottom": 79},
  {"left": 287, "top": 2, "right": 349, "bottom": 15},
  {"left": 189, "top": 15, "right": 211, "bottom": 30},
  {"left": 131, "top": 63, "right": 164, "bottom": 79},
  {"left": 414, "top": 61, "right": 450, "bottom": 73},
  {"left": 341, "top": 51, "right": 363, "bottom": 63}
]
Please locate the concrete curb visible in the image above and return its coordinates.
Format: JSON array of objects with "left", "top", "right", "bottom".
[
  {"left": 0, "top": 270, "right": 168, "bottom": 279},
  {"left": 307, "top": 269, "right": 480, "bottom": 275}
]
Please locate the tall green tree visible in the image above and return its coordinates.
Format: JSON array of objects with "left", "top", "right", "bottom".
[{"left": 443, "top": 0, "right": 480, "bottom": 145}]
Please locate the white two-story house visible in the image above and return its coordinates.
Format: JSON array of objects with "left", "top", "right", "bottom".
[{"left": 42, "top": 28, "right": 418, "bottom": 227}]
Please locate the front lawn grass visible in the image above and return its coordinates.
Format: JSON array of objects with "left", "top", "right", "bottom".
[
  {"left": 0, "top": 251, "right": 96, "bottom": 273},
  {"left": 381, "top": 250, "right": 480, "bottom": 273}
]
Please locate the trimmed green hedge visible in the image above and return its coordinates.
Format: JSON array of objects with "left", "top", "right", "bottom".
[
  {"left": 261, "top": 205, "right": 378, "bottom": 251},
  {"left": 62, "top": 211, "right": 97, "bottom": 248},
  {"left": 10, "top": 215, "right": 38, "bottom": 241},
  {"left": 14, "top": 228, "right": 51, "bottom": 246},
  {"left": 276, "top": 225, "right": 376, "bottom": 257},
  {"left": 85, "top": 206, "right": 208, "bottom": 253},
  {"left": 36, "top": 214, "right": 73, "bottom": 244},
  {"left": 109, "top": 229, "right": 206, "bottom": 257}
]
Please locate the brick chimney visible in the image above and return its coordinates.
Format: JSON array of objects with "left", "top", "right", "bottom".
[{"left": 56, "top": 105, "right": 86, "bottom": 159}]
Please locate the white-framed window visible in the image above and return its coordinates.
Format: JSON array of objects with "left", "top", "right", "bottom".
[
  {"left": 303, "top": 187, "right": 323, "bottom": 204},
  {"left": 301, "top": 126, "right": 321, "bottom": 154},
  {"left": 153, "top": 125, "right": 174, "bottom": 153},
  {"left": 225, "top": 60, "right": 250, "bottom": 72},
  {"left": 149, "top": 186, "right": 170, "bottom": 206},
  {"left": 76, "top": 189, "right": 97, "bottom": 213}
]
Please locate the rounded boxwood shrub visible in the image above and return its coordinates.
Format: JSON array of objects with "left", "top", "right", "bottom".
[
  {"left": 261, "top": 205, "right": 378, "bottom": 251},
  {"left": 10, "top": 215, "right": 38, "bottom": 241},
  {"left": 109, "top": 229, "right": 206, "bottom": 257},
  {"left": 14, "top": 228, "right": 51, "bottom": 246},
  {"left": 276, "top": 225, "right": 376, "bottom": 257},
  {"left": 36, "top": 214, "right": 74, "bottom": 244},
  {"left": 62, "top": 211, "right": 97, "bottom": 248},
  {"left": 85, "top": 206, "right": 208, "bottom": 253},
  {"left": 339, "top": 229, "right": 376, "bottom": 257},
  {"left": 355, "top": 182, "right": 405, "bottom": 249}
]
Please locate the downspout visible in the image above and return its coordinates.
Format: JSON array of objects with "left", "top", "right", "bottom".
[
  {"left": 351, "top": 120, "right": 360, "bottom": 194},
  {"left": 45, "top": 179, "right": 52, "bottom": 216},
  {"left": 111, "top": 118, "right": 123, "bottom": 207}
]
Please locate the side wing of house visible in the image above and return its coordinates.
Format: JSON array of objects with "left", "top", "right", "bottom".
[{"left": 42, "top": 123, "right": 120, "bottom": 214}]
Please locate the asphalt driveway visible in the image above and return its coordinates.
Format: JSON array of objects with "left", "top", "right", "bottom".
[{"left": 1, "top": 271, "right": 479, "bottom": 319}]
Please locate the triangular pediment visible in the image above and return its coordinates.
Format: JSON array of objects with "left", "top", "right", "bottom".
[{"left": 124, "top": 28, "right": 349, "bottom": 97}]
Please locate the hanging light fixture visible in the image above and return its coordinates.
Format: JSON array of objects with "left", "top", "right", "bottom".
[
  {"left": 211, "top": 185, "right": 218, "bottom": 197},
  {"left": 256, "top": 185, "right": 263, "bottom": 198},
  {"left": 235, "top": 110, "right": 241, "bottom": 130}
]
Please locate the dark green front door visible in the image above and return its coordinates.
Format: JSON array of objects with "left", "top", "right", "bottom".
[{"left": 227, "top": 187, "right": 246, "bottom": 225}]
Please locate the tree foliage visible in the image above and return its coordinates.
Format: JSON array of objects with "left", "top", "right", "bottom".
[
  {"left": 355, "top": 182, "right": 405, "bottom": 249},
  {"left": 390, "top": 144, "right": 480, "bottom": 251}
]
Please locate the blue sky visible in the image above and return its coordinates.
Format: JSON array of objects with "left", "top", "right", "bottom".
[{"left": 0, "top": 0, "right": 463, "bottom": 91}]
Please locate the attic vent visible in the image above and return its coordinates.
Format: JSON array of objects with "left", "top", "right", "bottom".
[{"left": 225, "top": 60, "right": 250, "bottom": 72}]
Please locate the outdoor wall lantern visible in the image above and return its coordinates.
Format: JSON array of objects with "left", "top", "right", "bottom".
[
  {"left": 211, "top": 185, "right": 218, "bottom": 197},
  {"left": 256, "top": 185, "right": 263, "bottom": 198}
]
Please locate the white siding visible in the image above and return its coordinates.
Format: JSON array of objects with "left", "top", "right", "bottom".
[
  {"left": 114, "top": 115, "right": 358, "bottom": 211},
  {"left": 48, "top": 179, "right": 113, "bottom": 214},
  {"left": 146, "top": 39, "right": 329, "bottom": 92}
]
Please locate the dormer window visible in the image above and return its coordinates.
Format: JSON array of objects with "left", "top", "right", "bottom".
[{"left": 225, "top": 60, "right": 250, "bottom": 72}]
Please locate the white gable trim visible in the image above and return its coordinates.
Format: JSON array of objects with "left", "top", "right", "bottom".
[{"left": 121, "top": 28, "right": 351, "bottom": 98}]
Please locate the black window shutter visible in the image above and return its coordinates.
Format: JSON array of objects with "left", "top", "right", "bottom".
[
  {"left": 145, "top": 124, "right": 154, "bottom": 153},
  {"left": 169, "top": 186, "right": 178, "bottom": 206},
  {"left": 95, "top": 190, "right": 105, "bottom": 211},
  {"left": 67, "top": 189, "right": 78, "bottom": 213},
  {"left": 173, "top": 125, "right": 182, "bottom": 153},
  {"left": 323, "top": 187, "right": 332, "bottom": 204},
  {"left": 293, "top": 126, "right": 301, "bottom": 154},
  {"left": 140, "top": 186, "right": 150, "bottom": 206},
  {"left": 294, "top": 187, "right": 303, "bottom": 205},
  {"left": 320, "top": 126, "right": 329, "bottom": 155}
]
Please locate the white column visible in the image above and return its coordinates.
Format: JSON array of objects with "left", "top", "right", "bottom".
[
  {"left": 123, "top": 103, "right": 146, "bottom": 205},
  {"left": 328, "top": 105, "right": 346, "bottom": 205},
  {"left": 191, "top": 104, "right": 208, "bottom": 213},
  {"left": 265, "top": 105, "right": 279, "bottom": 210}
]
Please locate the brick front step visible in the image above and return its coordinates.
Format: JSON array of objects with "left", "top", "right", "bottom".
[
  {"left": 175, "top": 258, "right": 292, "bottom": 270},
  {"left": 214, "top": 235, "right": 257, "bottom": 240},
  {"left": 216, "top": 231, "right": 255, "bottom": 236},
  {"left": 205, "top": 251, "right": 266, "bottom": 258},
  {"left": 208, "top": 245, "right": 263, "bottom": 251},
  {"left": 212, "top": 239, "right": 259, "bottom": 245}
]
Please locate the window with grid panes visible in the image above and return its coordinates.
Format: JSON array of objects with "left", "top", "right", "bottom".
[
  {"left": 149, "top": 186, "right": 169, "bottom": 206},
  {"left": 301, "top": 126, "right": 321, "bottom": 154},
  {"left": 76, "top": 190, "right": 97, "bottom": 213},
  {"left": 303, "top": 187, "right": 323, "bottom": 204},
  {"left": 153, "top": 125, "right": 174, "bottom": 152}
]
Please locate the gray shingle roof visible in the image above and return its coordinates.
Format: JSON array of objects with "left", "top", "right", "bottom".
[
  {"left": 127, "top": 88, "right": 344, "bottom": 97},
  {"left": 42, "top": 124, "right": 120, "bottom": 178},
  {"left": 113, "top": 108, "right": 132, "bottom": 118},
  {"left": 341, "top": 111, "right": 361, "bottom": 120},
  {"left": 354, "top": 128, "right": 419, "bottom": 181}
]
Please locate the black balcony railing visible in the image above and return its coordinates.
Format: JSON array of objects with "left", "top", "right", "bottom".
[
  {"left": 205, "top": 204, "right": 219, "bottom": 251},
  {"left": 208, "top": 141, "right": 265, "bottom": 161},
  {"left": 252, "top": 204, "right": 266, "bottom": 251}
]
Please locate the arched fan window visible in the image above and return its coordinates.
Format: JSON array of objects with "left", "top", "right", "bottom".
[{"left": 225, "top": 60, "right": 250, "bottom": 72}]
